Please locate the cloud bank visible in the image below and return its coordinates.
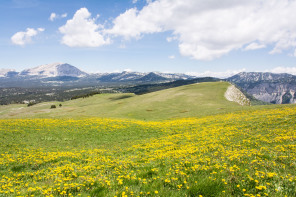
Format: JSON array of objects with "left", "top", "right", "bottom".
[
  {"left": 11, "top": 28, "right": 44, "bottom": 46},
  {"left": 52, "top": 1, "right": 296, "bottom": 61},
  {"left": 105, "top": 0, "right": 296, "bottom": 60}
]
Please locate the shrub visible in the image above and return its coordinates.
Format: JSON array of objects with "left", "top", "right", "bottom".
[
  {"left": 50, "top": 105, "right": 56, "bottom": 109},
  {"left": 27, "top": 102, "right": 37, "bottom": 107}
]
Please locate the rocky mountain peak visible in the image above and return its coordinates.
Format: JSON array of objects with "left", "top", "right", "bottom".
[
  {"left": 227, "top": 72, "right": 296, "bottom": 104},
  {"left": 229, "top": 72, "right": 295, "bottom": 83},
  {"left": 19, "top": 63, "right": 87, "bottom": 78}
]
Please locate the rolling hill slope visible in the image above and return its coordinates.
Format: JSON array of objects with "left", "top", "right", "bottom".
[
  {"left": 1, "top": 104, "right": 296, "bottom": 196},
  {"left": 0, "top": 82, "right": 286, "bottom": 120},
  {"left": 1, "top": 82, "right": 296, "bottom": 196}
]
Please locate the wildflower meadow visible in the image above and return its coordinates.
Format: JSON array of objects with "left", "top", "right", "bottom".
[{"left": 0, "top": 106, "right": 295, "bottom": 196}]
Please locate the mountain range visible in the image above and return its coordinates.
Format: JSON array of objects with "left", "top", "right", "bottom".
[
  {"left": 227, "top": 72, "right": 296, "bottom": 104},
  {"left": 1, "top": 63, "right": 296, "bottom": 104},
  {"left": 0, "top": 62, "right": 193, "bottom": 83}
]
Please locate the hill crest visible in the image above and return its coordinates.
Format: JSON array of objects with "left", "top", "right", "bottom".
[{"left": 0, "top": 82, "right": 254, "bottom": 120}]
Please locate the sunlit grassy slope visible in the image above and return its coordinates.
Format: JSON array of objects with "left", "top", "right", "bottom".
[
  {"left": 0, "top": 82, "right": 286, "bottom": 120},
  {"left": 1, "top": 82, "right": 296, "bottom": 196},
  {"left": 0, "top": 106, "right": 296, "bottom": 196}
]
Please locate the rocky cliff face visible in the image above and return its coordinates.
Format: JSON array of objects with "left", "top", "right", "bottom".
[
  {"left": 224, "top": 85, "right": 250, "bottom": 106},
  {"left": 227, "top": 72, "right": 296, "bottom": 104},
  {"left": 245, "top": 83, "right": 296, "bottom": 104}
]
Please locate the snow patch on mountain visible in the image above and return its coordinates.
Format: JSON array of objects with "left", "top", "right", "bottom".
[
  {"left": 0, "top": 69, "right": 16, "bottom": 77},
  {"left": 20, "top": 63, "right": 87, "bottom": 77},
  {"left": 95, "top": 71, "right": 193, "bottom": 82},
  {"left": 156, "top": 72, "right": 193, "bottom": 80}
]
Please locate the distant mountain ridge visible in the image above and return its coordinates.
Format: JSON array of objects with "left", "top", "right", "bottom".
[
  {"left": 227, "top": 72, "right": 296, "bottom": 104},
  {"left": 0, "top": 63, "right": 195, "bottom": 87},
  {"left": 95, "top": 71, "right": 192, "bottom": 82},
  {"left": 0, "top": 63, "right": 87, "bottom": 78},
  {"left": 19, "top": 63, "right": 87, "bottom": 78},
  {"left": 2, "top": 63, "right": 296, "bottom": 105},
  {"left": 227, "top": 72, "right": 296, "bottom": 83}
]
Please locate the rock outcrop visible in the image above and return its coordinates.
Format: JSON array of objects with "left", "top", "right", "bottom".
[{"left": 225, "top": 84, "right": 251, "bottom": 106}]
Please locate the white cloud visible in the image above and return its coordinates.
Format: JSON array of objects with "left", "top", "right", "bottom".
[
  {"left": 49, "top": 13, "right": 57, "bottom": 21},
  {"left": 11, "top": 28, "right": 44, "bottom": 46},
  {"left": 132, "top": 0, "right": 138, "bottom": 3},
  {"left": 61, "top": 13, "right": 67, "bottom": 18},
  {"left": 105, "top": 6, "right": 163, "bottom": 40},
  {"left": 37, "top": 28, "right": 45, "bottom": 32},
  {"left": 106, "top": 0, "right": 296, "bottom": 60},
  {"left": 186, "top": 69, "right": 246, "bottom": 79},
  {"left": 49, "top": 12, "right": 68, "bottom": 21},
  {"left": 268, "top": 67, "right": 296, "bottom": 75},
  {"left": 244, "top": 42, "right": 266, "bottom": 51},
  {"left": 59, "top": 8, "right": 110, "bottom": 47},
  {"left": 168, "top": 55, "right": 175, "bottom": 59}
]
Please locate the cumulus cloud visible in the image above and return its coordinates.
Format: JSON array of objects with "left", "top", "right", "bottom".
[
  {"left": 59, "top": 8, "right": 110, "bottom": 47},
  {"left": 11, "top": 28, "right": 44, "bottom": 46},
  {"left": 168, "top": 55, "right": 175, "bottom": 59},
  {"left": 105, "top": 6, "right": 164, "bottom": 40},
  {"left": 49, "top": 12, "right": 67, "bottom": 21},
  {"left": 106, "top": 0, "right": 296, "bottom": 60},
  {"left": 49, "top": 13, "right": 57, "bottom": 21}
]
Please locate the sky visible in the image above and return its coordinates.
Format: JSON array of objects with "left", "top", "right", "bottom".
[{"left": 1, "top": 0, "right": 296, "bottom": 77}]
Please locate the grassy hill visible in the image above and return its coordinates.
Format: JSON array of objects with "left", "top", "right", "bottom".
[
  {"left": 0, "top": 82, "right": 281, "bottom": 120},
  {"left": 0, "top": 81, "right": 296, "bottom": 196}
]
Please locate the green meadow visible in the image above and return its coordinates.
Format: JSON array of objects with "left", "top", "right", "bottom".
[
  {"left": 0, "top": 82, "right": 283, "bottom": 120},
  {"left": 0, "top": 82, "right": 295, "bottom": 196}
]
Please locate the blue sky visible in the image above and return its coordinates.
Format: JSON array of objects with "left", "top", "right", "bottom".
[{"left": 1, "top": 0, "right": 296, "bottom": 77}]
